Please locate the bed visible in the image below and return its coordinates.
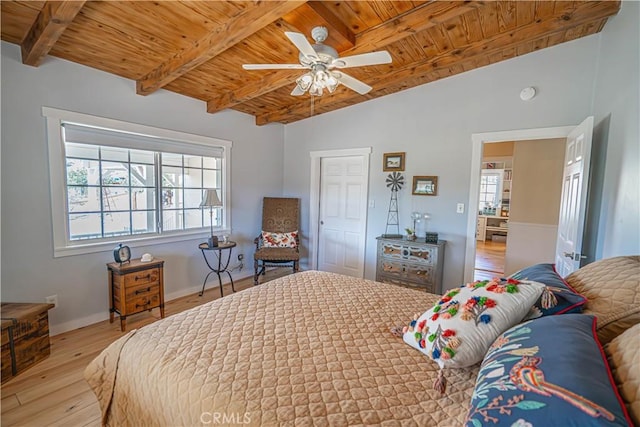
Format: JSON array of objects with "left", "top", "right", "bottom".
[{"left": 85, "top": 257, "right": 640, "bottom": 426}]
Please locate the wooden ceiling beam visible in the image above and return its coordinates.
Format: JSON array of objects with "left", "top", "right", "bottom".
[
  {"left": 136, "top": 1, "right": 307, "bottom": 96},
  {"left": 206, "top": 1, "right": 482, "bottom": 115},
  {"left": 21, "top": 1, "right": 86, "bottom": 67},
  {"left": 256, "top": 1, "right": 621, "bottom": 125},
  {"left": 282, "top": 2, "right": 356, "bottom": 51}
]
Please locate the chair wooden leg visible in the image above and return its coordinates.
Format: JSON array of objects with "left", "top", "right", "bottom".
[
  {"left": 254, "top": 260, "right": 259, "bottom": 286},
  {"left": 294, "top": 261, "right": 299, "bottom": 273}
]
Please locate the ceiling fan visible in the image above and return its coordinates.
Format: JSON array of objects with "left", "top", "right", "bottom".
[{"left": 242, "top": 26, "right": 392, "bottom": 97}]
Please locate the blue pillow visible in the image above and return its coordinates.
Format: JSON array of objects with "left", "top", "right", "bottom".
[
  {"left": 510, "top": 263, "right": 586, "bottom": 317},
  {"left": 466, "top": 314, "right": 632, "bottom": 426}
]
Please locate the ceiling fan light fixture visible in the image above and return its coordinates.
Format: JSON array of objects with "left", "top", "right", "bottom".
[
  {"left": 296, "top": 73, "right": 313, "bottom": 91},
  {"left": 309, "top": 83, "right": 323, "bottom": 97}
]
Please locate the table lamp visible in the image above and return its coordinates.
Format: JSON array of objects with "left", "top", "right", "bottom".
[{"left": 200, "top": 189, "right": 222, "bottom": 247}]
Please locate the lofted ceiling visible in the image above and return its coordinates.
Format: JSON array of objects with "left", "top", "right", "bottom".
[{"left": 1, "top": 1, "right": 621, "bottom": 125}]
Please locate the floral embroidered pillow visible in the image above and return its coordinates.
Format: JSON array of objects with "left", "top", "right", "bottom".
[
  {"left": 466, "top": 314, "right": 633, "bottom": 426},
  {"left": 510, "top": 263, "right": 587, "bottom": 319},
  {"left": 261, "top": 230, "right": 298, "bottom": 248},
  {"left": 402, "top": 278, "right": 544, "bottom": 369}
]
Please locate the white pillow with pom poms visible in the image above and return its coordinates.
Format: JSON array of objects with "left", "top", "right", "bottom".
[{"left": 402, "top": 278, "right": 544, "bottom": 369}]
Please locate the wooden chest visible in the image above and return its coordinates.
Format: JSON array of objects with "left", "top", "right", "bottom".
[
  {"left": 375, "top": 236, "right": 446, "bottom": 294},
  {"left": 107, "top": 258, "right": 165, "bottom": 332},
  {"left": 1, "top": 302, "right": 55, "bottom": 383}
]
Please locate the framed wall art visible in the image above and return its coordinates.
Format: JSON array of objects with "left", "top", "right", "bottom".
[
  {"left": 383, "top": 152, "right": 405, "bottom": 172},
  {"left": 412, "top": 176, "right": 438, "bottom": 196}
]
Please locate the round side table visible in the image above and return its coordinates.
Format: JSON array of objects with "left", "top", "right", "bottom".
[{"left": 198, "top": 241, "right": 236, "bottom": 297}]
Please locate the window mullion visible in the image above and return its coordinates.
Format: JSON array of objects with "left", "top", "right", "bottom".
[
  {"left": 156, "top": 152, "right": 163, "bottom": 234},
  {"left": 128, "top": 150, "right": 133, "bottom": 236},
  {"left": 98, "top": 147, "right": 105, "bottom": 238}
]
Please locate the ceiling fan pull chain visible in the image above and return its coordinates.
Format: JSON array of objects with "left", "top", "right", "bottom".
[{"left": 311, "top": 95, "right": 315, "bottom": 118}]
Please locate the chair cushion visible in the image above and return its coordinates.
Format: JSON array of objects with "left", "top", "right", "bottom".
[
  {"left": 262, "top": 230, "right": 298, "bottom": 248},
  {"left": 254, "top": 247, "right": 300, "bottom": 262}
]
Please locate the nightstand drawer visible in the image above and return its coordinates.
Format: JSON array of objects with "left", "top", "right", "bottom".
[
  {"left": 125, "top": 283, "right": 159, "bottom": 300},
  {"left": 125, "top": 293, "right": 160, "bottom": 314},
  {"left": 124, "top": 268, "right": 160, "bottom": 287}
]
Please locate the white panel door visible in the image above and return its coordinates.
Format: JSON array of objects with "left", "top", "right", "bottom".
[
  {"left": 318, "top": 156, "right": 368, "bottom": 277},
  {"left": 555, "top": 116, "right": 593, "bottom": 276}
]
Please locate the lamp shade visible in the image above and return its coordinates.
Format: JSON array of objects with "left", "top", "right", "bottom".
[{"left": 200, "top": 189, "right": 222, "bottom": 207}]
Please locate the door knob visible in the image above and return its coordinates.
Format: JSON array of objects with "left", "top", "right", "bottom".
[
  {"left": 564, "top": 252, "right": 588, "bottom": 261},
  {"left": 320, "top": 221, "right": 324, "bottom": 225}
]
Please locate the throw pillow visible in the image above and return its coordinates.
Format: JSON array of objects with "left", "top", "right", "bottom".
[
  {"left": 466, "top": 314, "right": 633, "bottom": 427},
  {"left": 402, "top": 278, "right": 544, "bottom": 369},
  {"left": 510, "top": 263, "right": 587, "bottom": 319},
  {"left": 261, "top": 231, "right": 298, "bottom": 248},
  {"left": 605, "top": 323, "right": 640, "bottom": 426}
]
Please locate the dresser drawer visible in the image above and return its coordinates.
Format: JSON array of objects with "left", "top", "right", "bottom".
[
  {"left": 124, "top": 268, "right": 160, "bottom": 288},
  {"left": 378, "top": 260, "right": 434, "bottom": 286},
  {"left": 379, "top": 241, "right": 436, "bottom": 265},
  {"left": 377, "top": 273, "right": 435, "bottom": 293},
  {"left": 125, "top": 292, "right": 160, "bottom": 314}
]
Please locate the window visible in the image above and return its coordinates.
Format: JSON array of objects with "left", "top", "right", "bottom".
[
  {"left": 478, "top": 169, "right": 503, "bottom": 212},
  {"left": 44, "top": 107, "right": 231, "bottom": 257}
]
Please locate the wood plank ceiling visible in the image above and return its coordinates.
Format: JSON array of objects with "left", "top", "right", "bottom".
[{"left": 1, "top": 1, "right": 621, "bottom": 125}]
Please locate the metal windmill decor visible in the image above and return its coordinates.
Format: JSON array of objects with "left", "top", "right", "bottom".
[{"left": 383, "top": 172, "right": 405, "bottom": 237}]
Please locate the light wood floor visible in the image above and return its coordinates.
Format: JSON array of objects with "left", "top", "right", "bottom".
[
  {"left": 1, "top": 269, "right": 291, "bottom": 427},
  {"left": 474, "top": 240, "right": 507, "bottom": 281}
]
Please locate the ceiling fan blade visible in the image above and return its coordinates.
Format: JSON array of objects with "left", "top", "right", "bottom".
[
  {"left": 291, "top": 85, "right": 305, "bottom": 96},
  {"left": 243, "top": 64, "right": 306, "bottom": 70},
  {"left": 332, "top": 51, "right": 392, "bottom": 68},
  {"left": 285, "top": 31, "right": 318, "bottom": 59},
  {"left": 334, "top": 72, "right": 372, "bottom": 95}
]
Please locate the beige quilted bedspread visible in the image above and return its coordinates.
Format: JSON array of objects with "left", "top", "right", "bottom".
[{"left": 85, "top": 271, "right": 479, "bottom": 426}]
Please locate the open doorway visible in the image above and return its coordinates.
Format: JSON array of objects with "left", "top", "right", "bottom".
[
  {"left": 473, "top": 138, "right": 566, "bottom": 280},
  {"left": 474, "top": 145, "right": 513, "bottom": 280},
  {"left": 465, "top": 119, "right": 595, "bottom": 283},
  {"left": 465, "top": 124, "right": 576, "bottom": 283}
]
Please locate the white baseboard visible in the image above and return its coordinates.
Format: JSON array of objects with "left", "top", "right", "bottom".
[
  {"left": 50, "top": 269, "right": 259, "bottom": 336},
  {"left": 50, "top": 312, "right": 110, "bottom": 336}
]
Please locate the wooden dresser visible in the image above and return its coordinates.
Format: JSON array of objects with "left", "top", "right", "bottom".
[
  {"left": 107, "top": 258, "right": 165, "bottom": 332},
  {"left": 375, "top": 236, "right": 445, "bottom": 294}
]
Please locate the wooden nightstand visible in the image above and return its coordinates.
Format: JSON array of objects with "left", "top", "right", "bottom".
[{"left": 107, "top": 258, "right": 165, "bottom": 332}]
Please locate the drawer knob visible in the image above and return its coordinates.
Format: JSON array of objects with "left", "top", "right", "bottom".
[
  {"left": 135, "top": 274, "right": 152, "bottom": 281},
  {"left": 135, "top": 287, "right": 152, "bottom": 295}
]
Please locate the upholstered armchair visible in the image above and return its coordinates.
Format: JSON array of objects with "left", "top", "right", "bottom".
[{"left": 254, "top": 197, "right": 300, "bottom": 285}]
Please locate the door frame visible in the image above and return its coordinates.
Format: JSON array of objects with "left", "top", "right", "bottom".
[
  {"left": 464, "top": 126, "right": 574, "bottom": 283},
  {"left": 309, "top": 147, "right": 372, "bottom": 274}
]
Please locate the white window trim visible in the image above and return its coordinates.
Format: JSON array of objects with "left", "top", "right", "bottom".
[{"left": 43, "top": 106, "right": 233, "bottom": 257}]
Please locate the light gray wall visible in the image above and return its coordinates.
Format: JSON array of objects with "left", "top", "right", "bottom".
[
  {"left": 591, "top": 0, "right": 640, "bottom": 259},
  {"left": 1, "top": 42, "right": 285, "bottom": 333},
  {"left": 283, "top": 11, "right": 639, "bottom": 291}
]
